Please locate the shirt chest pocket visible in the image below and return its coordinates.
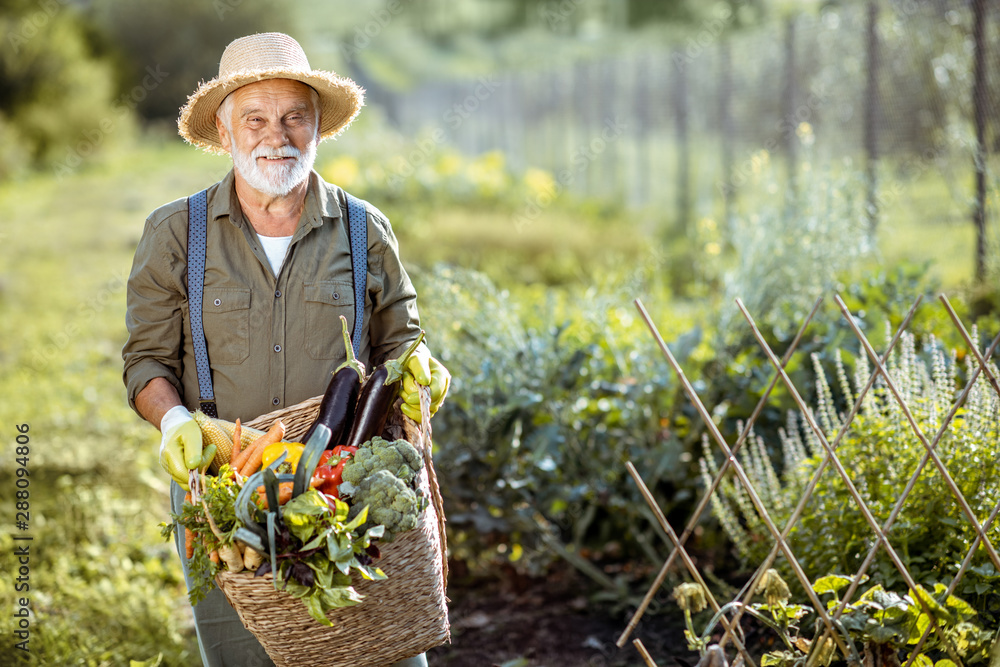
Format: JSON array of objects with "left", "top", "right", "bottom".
[
  {"left": 202, "top": 287, "right": 252, "bottom": 365},
  {"left": 304, "top": 281, "right": 355, "bottom": 360}
]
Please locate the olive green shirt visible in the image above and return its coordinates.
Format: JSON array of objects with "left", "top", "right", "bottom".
[{"left": 122, "top": 169, "right": 425, "bottom": 423}]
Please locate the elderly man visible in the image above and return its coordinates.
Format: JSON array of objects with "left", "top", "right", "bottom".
[{"left": 122, "top": 33, "right": 447, "bottom": 667}]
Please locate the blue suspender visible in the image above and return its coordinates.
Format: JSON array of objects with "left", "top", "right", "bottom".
[
  {"left": 186, "top": 189, "right": 368, "bottom": 417},
  {"left": 186, "top": 189, "right": 217, "bottom": 418},
  {"left": 345, "top": 193, "right": 368, "bottom": 359}
]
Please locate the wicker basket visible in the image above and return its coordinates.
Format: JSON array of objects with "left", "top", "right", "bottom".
[{"left": 213, "top": 396, "right": 450, "bottom": 667}]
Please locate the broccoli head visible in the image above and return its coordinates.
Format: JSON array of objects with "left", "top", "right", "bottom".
[
  {"left": 341, "top": 436, "right": 423, "bottom": 487},
  {"left": 347, "top": 470, "right": 427, "bottom": 542}
]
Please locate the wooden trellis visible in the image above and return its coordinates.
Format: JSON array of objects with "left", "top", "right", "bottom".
[{"left": 619, "top": 295, "right": 1000, "bottom": 667}]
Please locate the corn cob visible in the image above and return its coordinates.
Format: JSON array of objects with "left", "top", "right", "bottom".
[{"left": 191, "top": 411, "right": 265, "bottom": 468}]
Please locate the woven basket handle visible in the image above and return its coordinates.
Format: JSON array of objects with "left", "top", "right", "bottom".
[{"left": 416, "top": 385, "right": 449, "bottom": 591}]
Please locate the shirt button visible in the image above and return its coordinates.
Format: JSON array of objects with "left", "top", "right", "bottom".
[
  {"left": 274, "top": 290, "right": 281, "bottom": 298},
  {"left": 274, "top": 344, "right": 282, "bottom": 353},
  {"left": 332, "top": 292, "right": 340, "bottom": 300},
  {"left": 214, "top": 298, "right": 222, "bottom": 306},
  {"left": 272, "top": 397, "right": 280, "bottom": 405}
]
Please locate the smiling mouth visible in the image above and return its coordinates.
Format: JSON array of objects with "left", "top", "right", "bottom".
[{"left": 260, "top": 156, "right": 294, "bottom": 161}]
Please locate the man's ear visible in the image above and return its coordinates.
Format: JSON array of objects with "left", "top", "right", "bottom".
[{"left": 215, "top": 115, "right": 232, "bottom": 153}]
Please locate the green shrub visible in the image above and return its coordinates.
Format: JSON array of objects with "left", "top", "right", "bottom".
[
  {"left": 0, "top": 5, "right": 121, "bottom": 176},
  {"left": 417, "top": 265, "right": 695, "bottom": 582},
  {"left": 703, "top": 329, "right": 1000, "bottom": 624}
]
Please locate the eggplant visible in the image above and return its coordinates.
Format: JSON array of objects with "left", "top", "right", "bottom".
[
  {"left": 345, "top": 330, "right": 425, "bottom": 449},
  {"left": 299, "top": 316, "right": 366, "bottom": 447}
]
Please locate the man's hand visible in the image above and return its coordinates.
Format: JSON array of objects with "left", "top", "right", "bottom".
[
  {"left": 159, "top": 406, "right": 206, "bottom": 488},
  {"left": 399, "top": 348, "right": 450, "bottom": 423}
]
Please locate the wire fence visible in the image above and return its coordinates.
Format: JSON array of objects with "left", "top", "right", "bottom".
[
  {"left": 368, "top": 0, "right": 998, "bottom": 249},
  {"left": 618, "top": 294, "right": 1000, "bottom": 666}
]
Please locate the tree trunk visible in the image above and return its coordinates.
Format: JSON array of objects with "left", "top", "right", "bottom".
[
  {"left": 864, "top": 0, "right": 881, "bottom": 235},
  {"left": 674, "top": 48, "right": 691, "bottom": 237},
  {"left": 783, "top": 16, "right": 798, "bottom": 212},
  {"left": 972, "top": 0, "right": 988, "bottom": 283},
  {"left": 720, "top": 39, "right": 734, "bottom": 235}
]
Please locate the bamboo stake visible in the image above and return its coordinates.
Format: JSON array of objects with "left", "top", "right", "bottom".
[{"left": 632, "top": 638, "right": 659, "bottom": 667}]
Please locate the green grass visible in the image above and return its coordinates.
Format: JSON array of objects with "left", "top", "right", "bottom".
[{"left": 0, "top": 140, "right": 214, "bottom": 665}]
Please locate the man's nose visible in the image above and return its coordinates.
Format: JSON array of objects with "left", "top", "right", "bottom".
[{"left": 262, "top": 122, "right": 290, "bottom": 147}]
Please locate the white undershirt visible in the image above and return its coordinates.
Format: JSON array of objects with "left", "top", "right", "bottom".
[{"left": 256, "top": 233, "right": 293, "bottom": 276}]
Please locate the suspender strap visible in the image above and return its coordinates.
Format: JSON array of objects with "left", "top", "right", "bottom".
[
  {"left": 186, "top": 189, "right": 218, "bottom": 418},
  {"left": 345, "top": 193, "right": 367, "bottom": 361}
]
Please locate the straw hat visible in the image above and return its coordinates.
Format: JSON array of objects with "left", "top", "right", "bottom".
[{"left": 178, "top": 32, "right": 364, "bottom": 153}]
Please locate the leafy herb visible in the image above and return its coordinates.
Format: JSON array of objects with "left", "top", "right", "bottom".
[
  {"left": 256, "top": 489, "right": 387, "bottom": 626},
  {"left": 161, "top": 465, "right": 242, "bottom": 605}
]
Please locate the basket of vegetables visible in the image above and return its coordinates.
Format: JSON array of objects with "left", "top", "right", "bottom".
[{"left": 167, "top": 318, "right": 449, "bottom": 667}]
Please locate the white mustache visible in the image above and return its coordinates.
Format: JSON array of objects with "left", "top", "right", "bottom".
[{"left": 253, "top": 147, "right": 301, "bottom": 159}]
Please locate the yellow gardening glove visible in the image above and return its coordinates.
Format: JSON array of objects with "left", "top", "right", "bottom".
[
  {"left": 399, "top": 350, "right": 450, "bottom": 423},
  {"left": 159, "top": 406, "right": 208, "bottom": 488}
]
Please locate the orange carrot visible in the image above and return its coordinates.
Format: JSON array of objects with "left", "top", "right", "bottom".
[
  {"left": 237, "top": 420, "right": 285, "bottom": 476},
  {"left": 237, "top": 442, "right": 267, "bottom": 476},
  {"left": 231, "top": 418, "right": 243, "bottom": 462},
  {"left": 210, "top": 550, "right": 220, "bottom": 565},
  {"left": 183, "top": 492, "right": 195, "bottom": 559},
  {"left": 230, "top": 438, "right": 255, "bottom": 471},
  {"left": 233, "top": 419, "right": 284, "bottom": 471},
  {"left": 240, "top": 443, "right": 264, "bottom": 477},
  {"left": 256, "top": 481, "right": 294, "bottom": 509}
]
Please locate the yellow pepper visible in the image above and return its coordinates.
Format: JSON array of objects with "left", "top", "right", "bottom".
[{"left": 261, "top": 442, "right": 305, "bottom": 471}]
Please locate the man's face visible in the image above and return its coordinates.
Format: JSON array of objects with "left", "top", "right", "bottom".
[{"left": 216, "top": 78, "right": 320, "bottom": 198}]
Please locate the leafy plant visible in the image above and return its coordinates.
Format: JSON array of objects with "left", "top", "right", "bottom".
[
  {"left": 417, "top": 265, "right": 694, "bottom": 585},
  {"left": 673, "top": 573, "right": 997, "bottom": 667},
  {"left": 703, "top": 330, "right": 1000, "bottom": 626}
]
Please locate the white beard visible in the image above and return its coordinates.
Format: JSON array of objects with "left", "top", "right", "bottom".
[{"left": 232, "top": 137, "right": 318, "bottom": 197}]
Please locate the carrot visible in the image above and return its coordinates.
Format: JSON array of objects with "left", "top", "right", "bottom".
[
  {"left": 237, "top": 420, "right": 285, "bottom": 476},
  {"left": 230, "top": 437, "right": 255, "bottom": 471},
  {"left": 256, "top": 481, "right": 294, "bottom": 509},
  {"left": 185, "top": 527, "right": 195, "bottom": 560},
  {"left": 183, "top": 492, "right": 195, "bottom": 559},
  {"left": 237, "top": 442, "right": 267, "bottom": 476},
  {"left": 233, "top": 419, "right": 284, "bottom": 472},
  {"left": 202, "top": 534, "right": 219, "bottom": 565},
  {"left": 230, "top": 418, "right": 243, "bottom": 462}
]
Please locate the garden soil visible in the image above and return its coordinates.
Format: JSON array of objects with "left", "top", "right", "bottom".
[{"left": 426, "top": 562, "right": 693, "bottom": 667}]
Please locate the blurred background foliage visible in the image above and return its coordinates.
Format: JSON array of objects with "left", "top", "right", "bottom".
[{"left": 2, "top": 0, "right": 1000, "bottom": 663}]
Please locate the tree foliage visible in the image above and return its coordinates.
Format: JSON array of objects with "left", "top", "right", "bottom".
[
  {"left": 88, "top": 0, "right": 288, "bottom": 121},
  {"left": 0, "top": 2, "right": 118, "bottom": 175}
]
